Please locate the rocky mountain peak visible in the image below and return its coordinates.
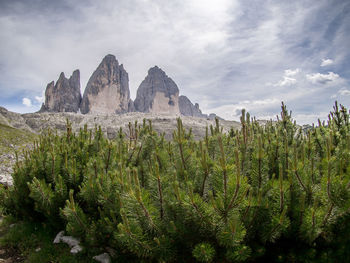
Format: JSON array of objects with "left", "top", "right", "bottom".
[
  {"left": 148, "top": 65, "right": 162, "bottom": 74},
  {"left": 40, "top": 70, "right": 81, "bottom": 113},
  {"left": 58, "top": 72, "right": 65, "bottom": 79},
  {"left": 37, "top": 54, "right": 215, "bottom": 118},
  {"left": 179, "top": 95, "right": 206, "bottom": 118},
  {"left": 102, "top": 54, "right": 116, "bottom": 63},
  {"left": 80, "top": 55, "right": 131, "bottom": 114},
  {"left": 134, "top": 66, "right": 180, "bottom": 114},
  {"left": 70, "top": 70, "right": 79, "bottom": 83}
]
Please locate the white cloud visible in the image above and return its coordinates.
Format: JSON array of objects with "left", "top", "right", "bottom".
[
  {"left": 321, "top": 58, "right": 334, "bottom": 67},
  {"left": 306, "top": 72, "right": 339, "bottom": 84},
  {"left": 35, "top": 95, "right": 44, "bottom": 103},
  {"left": 273, "top": 68, "right": 300, "bottom": 87},
  {"left": 284, "top": 68, "right": 300, "bottom": 77},
  {"left": 338, "top": 88, "right": 350, "bottom": 96},
  {"left": 330, "top": 87, "right": 350, "bottom": 99},
  {"left": 0, "top": 0, "right": 349, "bottom": 123},
  {"left": 274, "top": 76, "right": 297, "bottom": 87},
  {"left": 22, "top": 98, "right": 32, "bottom": 107}
]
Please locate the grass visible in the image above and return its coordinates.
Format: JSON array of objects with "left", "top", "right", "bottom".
[
  {"left": 0, "top": 123, "right": 37, "bottom": 155},
  {"left": 0, "top": 123, "right": 37, "bottom": 171},
  {"left": 0, "top": 216, "right": 96, "bottom": 263}
]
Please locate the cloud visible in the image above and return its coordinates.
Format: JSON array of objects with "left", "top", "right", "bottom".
[
  {"left": 0, "top": 0, "right": 349, "bottom": 125},
  {"left": 273, "top": 68, "right": 300, "bottom": 87},
  {"left": 306, "top": 72, "right": 340, "bottom": 84},
  {"left": 35, "top": 95, "right": 44, "bottom": 103},
  {"left": 333, "top": 87, "right": 350, "bottom": 98},
  {"left": 274, "top": 77, "right": 297, "bottom": 87},
  {"left": 331, "top": 87, "right": 350, "bottom": 98},
  {"left": 339, "top": 88, "right": 350, "bottom": 96},
  {"left": 22, "top": 97, "right": 32, "bottom": 107},
  {"left": 284, "top": 68, "right": 301, "bottom": 77},
  {"left": 321, "top": 58, "right": 334, "bottom": 67}
]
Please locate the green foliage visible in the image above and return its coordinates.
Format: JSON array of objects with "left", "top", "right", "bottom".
[
  {"left": 192, "top": 243, "right": 216, "bottom": 262},
  {"left": 225, "top": 244, "right": 251, "bottom": 262},
  {"left": 0, "top": 123, "right": 36, "bottom": 155},
  {"left": 1, "top": 102, "right": 350, "bottom": 262}
]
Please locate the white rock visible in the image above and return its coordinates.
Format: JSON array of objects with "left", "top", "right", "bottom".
[
  {"left": 53, "top": 231, "right": 65, "bottom": 244},
  {"left": 93, "top": 253, "right": 111, "bottom": 263},
  {"left": 0, "top": 174, "right": 13, "bottom": 187},
  {"left": 60, "top": 236, "right": 80, "bottom": 247},
  {"left": 70, "top": 245, "right": 83, "bottom": 254},
  {"left": 53, "top": 231, "right": 83, "bottom": 254}
]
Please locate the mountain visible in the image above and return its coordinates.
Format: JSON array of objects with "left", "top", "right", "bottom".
[
  {"left": 39, "top": 54, "right": 219, "bottom": 118},
  {"left": 179, "top": 95, "right": 206, "bottom": 118},
  {"left": 134, "top": 66, "right": 180, "bottom": 115},
  {"left": 40, "top": 70, "right": 81, "bottom": 113},
  {"left": 80, "top": 54, "right": 132, "bottom": 114}
]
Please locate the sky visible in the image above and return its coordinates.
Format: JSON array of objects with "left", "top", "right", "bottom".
[{"left": 0, "top": 0, "right": 349, "bottom": 125}]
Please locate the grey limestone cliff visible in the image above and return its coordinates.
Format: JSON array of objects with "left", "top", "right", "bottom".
[
  {"left": 179, "top": 95, "right": 206, "bottom": 118},
  {"left": 80, "top": 54, "right": 132, "bottom": 114},
  {"left": 40, "top": 70, "right": 81, "bottom": 113},
  {"left": 134, "top": 66, "right": 180, "bottom": 115}
]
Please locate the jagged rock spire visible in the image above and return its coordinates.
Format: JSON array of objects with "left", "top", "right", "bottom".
[
  {"left": 40, "top": 70, "right": 81, "bottom": 113},
  {"left": 80, "top": 54, "right": 132, "bottom": 114}
]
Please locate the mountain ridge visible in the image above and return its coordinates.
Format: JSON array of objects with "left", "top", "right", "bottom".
[{"left": 39, "top": 54, "right": 220, "bottom": 119}]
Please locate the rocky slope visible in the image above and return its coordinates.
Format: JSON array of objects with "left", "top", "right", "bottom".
[
  {"left": 0, "top": 106, "right": 240, "bottom": 186},
  {"left": 0, "top": 107, "right": 239, "bottom": 142},
  {"left": 0, "top": 112, "right": 36, "bottom": 187},
  {"left": 21, "top": 111, "right": 238, "bottom": 140},
  {"left": 81, "top": 54, "right": 132, "bottom": 114},
  {"left": 40, "top": 70, "right": 81, "bottom": 113}
]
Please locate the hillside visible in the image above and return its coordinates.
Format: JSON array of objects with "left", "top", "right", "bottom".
[{"left": 0, "top": 123, "right": 36, "bottom": 186}]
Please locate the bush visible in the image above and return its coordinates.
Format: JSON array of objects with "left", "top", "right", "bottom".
[{"left": 1, "top": 102, "right": 350, "bottom": 262}]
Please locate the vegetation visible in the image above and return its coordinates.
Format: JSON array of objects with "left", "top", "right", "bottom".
[
  {"left": 1, "top": 102, "right": 350, "bottom": 262},
  {"left": 0, "top": 123, "right": 36, "bottom": 154},
  {"left": 0, "top": 216, "right": 94, "bottom": 262},
  {"left": 0, "top": 123, "right": 37, "bottom": 175}
]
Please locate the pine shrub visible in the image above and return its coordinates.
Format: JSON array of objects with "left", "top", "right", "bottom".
[{"left": 1, "top": 102, "right": 350, "bottom": 262}]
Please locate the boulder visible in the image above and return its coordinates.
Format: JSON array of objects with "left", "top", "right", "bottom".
[{"left": 93, "top": 253, "right": 111, "bottom": 263}]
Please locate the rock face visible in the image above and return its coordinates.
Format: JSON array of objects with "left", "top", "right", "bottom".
[
  {"left": 40, "top": 70, "right": 81, "bottom": 113},
  {"left": 80, "top": 54, "right": 131, "bottom": 114},
  {"left": 36, "top": 54, "right": 219, "bottom": 118},
  {"left": 134, "top": 66, "right": 180, "bottom": 115},
  {"left": 179, "top": 95, "right": 206, "bottom": 118}
]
